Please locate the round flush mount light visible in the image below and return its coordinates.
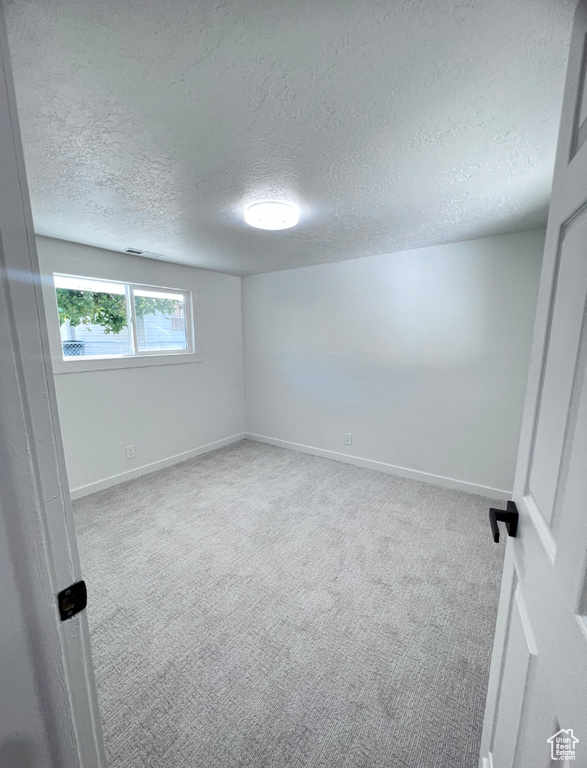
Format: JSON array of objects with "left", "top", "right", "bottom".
[{"left": 244, "top": 201, "right": 299, "bottom": 230}]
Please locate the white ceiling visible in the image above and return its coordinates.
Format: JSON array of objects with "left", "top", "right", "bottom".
[{"left": 6, "top": 0, "right": 575, "bottom": 276}]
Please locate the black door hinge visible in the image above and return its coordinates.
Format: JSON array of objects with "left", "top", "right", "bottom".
[{"left": 57, "top": 580, "right": 87, "bottom": 621}]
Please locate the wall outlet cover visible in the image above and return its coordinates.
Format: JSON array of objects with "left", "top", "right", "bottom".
[
  {"left": 125, "top": 444, "right": 136, "bottom": 460},
  {"left": 344, "top": 433, "right": 352, "bottom": 446}
]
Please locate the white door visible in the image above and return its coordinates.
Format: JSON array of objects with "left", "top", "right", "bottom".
[
  {"left": 0, "top": 4, "right": 105, "bottom": 766},
  {"left": 479, "top": 2, "right": 587, "bottom": 766}
]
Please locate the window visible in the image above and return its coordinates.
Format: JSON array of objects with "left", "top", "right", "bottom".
[{"left": 54, "top": 274, "right": 193, "bottom": 361}]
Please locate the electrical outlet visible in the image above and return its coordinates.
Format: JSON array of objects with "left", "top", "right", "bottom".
[
  {"left": 125, "top": 444, "right": 136, "bottom": 460},
  {"left": 344, "top": 433, "right": 352, "bottom": 446}
]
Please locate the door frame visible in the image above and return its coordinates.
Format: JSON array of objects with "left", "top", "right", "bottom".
[{"left": 0, "top": 5, "right": 105, "bottom": 766}]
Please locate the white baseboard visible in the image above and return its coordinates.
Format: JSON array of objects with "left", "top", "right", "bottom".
[
  {"left": 70, "top": 433, "right": 245, "bottom": 499},
  {"left": 245, "top": 433, "right": 511, "bottom": 500},
  {"left": 70, "top": 430, "right": 511, "bottom": 501}
]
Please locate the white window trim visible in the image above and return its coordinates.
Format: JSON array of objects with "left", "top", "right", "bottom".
[{"left": 46, "top": 273, "right": 202, "bottom": 374}]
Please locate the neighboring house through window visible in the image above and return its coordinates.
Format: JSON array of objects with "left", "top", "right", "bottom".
[
  {"left": 54, "top": 274, "right": 194, "bottom": 361},
  {"left": 170, "top": 303, "right": 186, "bottom": 333}
]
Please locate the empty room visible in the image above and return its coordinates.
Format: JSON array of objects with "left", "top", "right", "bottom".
[{"left": 1, "top": 1, "right": 586, "bottom": 768}]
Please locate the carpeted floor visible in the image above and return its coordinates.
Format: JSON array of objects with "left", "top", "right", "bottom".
[{"left": 74, "top": 439, "right": 504, "bottom": 768}]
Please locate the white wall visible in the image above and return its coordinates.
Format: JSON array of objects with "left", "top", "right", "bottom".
[
  {"left": 37, "top": 236, "right": 244, "bottom": 496},
  {"left": 40, "top": 230, "right": 543, "bottom": 498},
  {"left": 243, "top": 230, "right": 545, "bottom": 496}
]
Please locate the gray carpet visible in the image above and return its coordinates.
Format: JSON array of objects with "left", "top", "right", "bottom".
[{"left": 74, "top": 439, "right": 504, "bottom": 768}]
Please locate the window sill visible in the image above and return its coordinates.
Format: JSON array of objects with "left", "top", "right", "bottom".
[{"left": 51, "top": 350, "right": 202, "bottom": 375}]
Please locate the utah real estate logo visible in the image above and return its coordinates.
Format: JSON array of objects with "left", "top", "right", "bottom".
[{"left": 548, "top": 729, "right": 579, "bottom": 761}]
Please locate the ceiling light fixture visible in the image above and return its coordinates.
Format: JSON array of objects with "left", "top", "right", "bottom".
[{"left": 244, "top": 201, "right": 299, "bottom": 230}]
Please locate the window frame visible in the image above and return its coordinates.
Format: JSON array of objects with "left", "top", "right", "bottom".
[
  {"left": 128, "top": 283, "right": 192, "bottom": 357},
  {"left": 48, "top": 272, "right": 201, "bottom": 374}
]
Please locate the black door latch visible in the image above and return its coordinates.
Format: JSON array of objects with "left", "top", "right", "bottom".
[
  {"left": 57, "top": 580, "right": 87, "bottom": 621},
  {"left": 489, "top": 501, "right": 518, "bottom": 543}
]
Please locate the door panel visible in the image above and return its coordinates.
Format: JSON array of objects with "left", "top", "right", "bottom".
[
  {"left": 490, "top": 588, "right": 537, "bottom": 768},
  {"left": 528, "top": 212, "right": 587, "bottom": 525},
  {"left": 573, "top": 32, "right": 587, "bottom": 156}
]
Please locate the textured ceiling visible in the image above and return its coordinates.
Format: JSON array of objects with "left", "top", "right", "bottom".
[{"left": 5, "top": 0, "right": 576, "bottom": 275}]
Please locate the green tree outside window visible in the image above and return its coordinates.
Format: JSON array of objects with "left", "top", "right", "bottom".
[{"left": 57, "top": 289, "right": 177, "bottom": 335}]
